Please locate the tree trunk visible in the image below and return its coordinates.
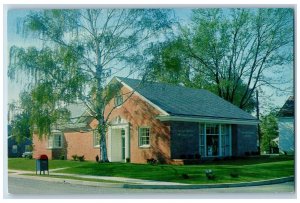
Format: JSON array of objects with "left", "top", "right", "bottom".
[{"left": 98, "top": 117, "right": 109, "bottom": 162}]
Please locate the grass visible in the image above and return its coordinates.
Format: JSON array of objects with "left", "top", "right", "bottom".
[
  {"left": 8, "top": 158, "right": 91, "bottom": 171},
  {"left": 8, "top": 156, "right": 294, "bottom": 184}
]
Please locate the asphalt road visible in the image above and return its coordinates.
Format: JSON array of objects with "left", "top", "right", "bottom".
[{"left": 6, "top": 176, "right": 295, "bottom": 199}]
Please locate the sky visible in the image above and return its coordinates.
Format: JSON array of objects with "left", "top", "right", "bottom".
[{"left": 5, "top": 7, "right": 294, "bottom": 115}]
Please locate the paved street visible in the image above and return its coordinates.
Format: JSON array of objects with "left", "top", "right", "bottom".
[{"left": 6, "top": 176, "right": 295, "bottom": 198}]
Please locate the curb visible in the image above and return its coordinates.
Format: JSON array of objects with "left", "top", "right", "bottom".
[
  {"left": 123, "top": 176, "right": 294, "bottom": 189},
  {"left": 8, "top": 173, "right": 124, "bottom": 188}
]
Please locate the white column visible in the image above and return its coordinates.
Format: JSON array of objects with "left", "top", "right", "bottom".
[
  {"left": 107, "top": 127, "right": 112, "bottom": 162},
  {"left": 219, "top": 124, "right": 222, "bottom": 157},
  {"left": 229, "top": 125, "right": 232, "bottom": 156},
  {"left": 125, "top": 124, "right": 130, "bottom": 162},
  {"left": 204, "top": 123, "right": 206, "bottom": 157}
]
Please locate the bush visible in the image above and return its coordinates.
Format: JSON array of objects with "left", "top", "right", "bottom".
[
  {"left": 95, "top": 155, "right": 99, "bottom": 162},
  {"left": 126, "top": 158, "right": 130, "bottom": 163},
  {"left": 205, "top": 169, "right": 216, "bottom": 180},
  {"left": 147, "top": 158, "right": 157, "bottom": 165},
  {"left": 72, "top": 154, "right": 78, "bottom": 161},
  {"left": 78, "top": 155, "right": 85, "bottom": 162},
  {"left": 182, "top": 173, "right": 189, "bottom": 179},
  {"left": 194, "top": 153, "right": 201, "bottom": 159},
  {"left": 27, "top": 154, "right": 33, "bottom": 159},
  {"left": 60, "top": 155, "right": 65, "bottom": 160},
  {"left": 230, "top": 171, "right": 239, "bottom": 178}
]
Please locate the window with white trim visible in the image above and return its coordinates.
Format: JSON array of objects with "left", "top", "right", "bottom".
[
  {"left": 48, "top": 133, "right": 63, "bottom": 149},
  {"left": 114, "top": 93, "right": 123, "bottom": 107},
  {"left": 93, "top": 130, "right": 101, "bottom": 148},
  {"left": 138, "top": 127, "right": 150, "bottom": 147},
  {"left": 12, "top": 145, "right": 18, "bottom": 153}
]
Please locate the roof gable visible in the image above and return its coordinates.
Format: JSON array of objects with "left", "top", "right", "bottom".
[
  {"left": 278, "top": 96, "right": 294, "bottom": 117},
  {"left": 117, "top": 77, "right": 257, "bottom": 121}
]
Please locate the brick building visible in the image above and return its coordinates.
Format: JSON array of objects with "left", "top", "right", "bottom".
[{"left": 33, "top": 77, "right": 259, "bottom": 164}]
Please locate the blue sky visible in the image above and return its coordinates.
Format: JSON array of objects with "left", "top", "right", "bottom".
[{"left": 6, "top": 8, "right": 294, "bottom": 114}]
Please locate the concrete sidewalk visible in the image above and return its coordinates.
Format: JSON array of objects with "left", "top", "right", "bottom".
[
  {"left": 8, "top": 169, "right": 187, "bottom": 186},
  {"left": 8, "top": 169, "right": 294, "bottom": 189}
]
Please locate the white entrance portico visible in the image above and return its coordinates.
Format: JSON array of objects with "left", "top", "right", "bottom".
[{"left": 107, "top": 117, "right": 130, "bottom": 162}]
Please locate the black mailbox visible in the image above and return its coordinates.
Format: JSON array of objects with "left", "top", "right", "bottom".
[{"left": 36, "top": 154, "right": 49, "bottom": 175}]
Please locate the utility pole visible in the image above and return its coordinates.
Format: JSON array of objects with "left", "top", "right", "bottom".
[{"left": 256, "top": 90, "right": 261, "bottom": 155}]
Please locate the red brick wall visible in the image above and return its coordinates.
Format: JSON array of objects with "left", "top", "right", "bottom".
[
  {"left": 33, "top": 130, "right": 100, "bottom": 161},
  {"left": 104, "top": 85, "right": 171, "bottom": 164},
  {"left": 32, "top": 135, "right": 52, "bottom": 159},
  {"left": 64, "top": 131, "right": 100, "bottom": 161},
  {"left": 33, "top": 83, "right": 171, "bottom": 163}
]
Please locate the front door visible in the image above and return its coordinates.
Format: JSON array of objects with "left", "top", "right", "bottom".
[
  {"left": 109, "top": 124, "right": 130, "bottom": 162},
  {"left": 121, "top": 129, "right": 126, "bottom": 160}
]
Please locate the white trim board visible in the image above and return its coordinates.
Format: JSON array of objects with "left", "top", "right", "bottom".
[
  {"left": 157, "top": 115, "right": 259, "bottom": 125},
  {"left": 115, "top": 77, "right": 169, "bottom": 116}
]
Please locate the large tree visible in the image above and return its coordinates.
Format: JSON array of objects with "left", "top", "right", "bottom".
[
  {"left": 8, "top": 92, "right": 32, "bottom": 144},
  {"left": 147, "top": 8, "right": 293, "bottom": 112},
  {"left": 260, "top": 111, "right": 279, "bottom": 153},
  {"left": 8, "top": 9, "right": 174, "bottom": 162}
]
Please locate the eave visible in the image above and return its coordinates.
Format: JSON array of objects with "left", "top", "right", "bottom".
[{"left": 156, "top": 115, "right": 259, "bottom": 125}]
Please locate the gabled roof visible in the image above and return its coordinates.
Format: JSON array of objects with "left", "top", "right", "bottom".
[
  {"left": 278, "top": 96, "right": 294, "bottom": 117},
  {"left": 117, "top": 77, "right": 257, "bottom": 123}
]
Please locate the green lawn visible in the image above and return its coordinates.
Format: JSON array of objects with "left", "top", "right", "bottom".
[
  {"left": 8, "top": 156, "right": 294, "bottom": 184},
  {"left": 8, "top": 158, "right": 91, "bottom": 171}
]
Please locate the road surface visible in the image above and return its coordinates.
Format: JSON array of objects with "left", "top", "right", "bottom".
[{"left": 6, "top": 176, "right": 295, "bottom": 198}]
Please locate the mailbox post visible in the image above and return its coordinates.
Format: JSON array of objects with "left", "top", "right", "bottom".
[{"left": 36, "top": 154, "right": 49, "bottom": 175}]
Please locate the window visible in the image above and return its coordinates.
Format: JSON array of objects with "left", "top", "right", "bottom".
[
  {"left": 25, "top": 145, "right": 31, "bottom": 152},
  {"left": 93, "top": 130, "right": 101, "bottom": 148},
  {"left": 12, "top": 145, "right": 18, "bottom": 153},
  {"left": 199, "top": 124, "right": 205, "bottom": 156},
  {"left": 139, "top": 127, "right": 150, "bottom": 147},
  {"left": 48, "top": 133, "right": 63, "bottom": 149},
  {"left": 206, "top": 124, "right": 219, "bottom": 156},
  {"left": 199, "top": 123, "right": 232, "bottom": 157},
  {"left": 114, "top": 93, "right": 123, "bottom": 107}
]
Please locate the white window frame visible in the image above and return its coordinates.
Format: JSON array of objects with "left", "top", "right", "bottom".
[
  {"left": 199, "top": 123, "right": 232, "bottom": 157},
  {"left": 114, "top": 93, "right": 123, "bottom": 107},
  {"left": 93, "top": 130, "right": 101, "bottom": 148},
  {"left": 48, "top": 133, "right": 63, "bottom": 149},
  {"left": 25, "top": 145, "right": 31, "bottom": 152},
  {"left": 12, "top": 145, "right": 18, "bottom": 153},
  {"left": 138, "top": 127, "right": 150, "bottom": 148}
]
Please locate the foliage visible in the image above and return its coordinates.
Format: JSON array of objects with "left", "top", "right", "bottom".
[
  {"left": 9, "top": 9, "right": 174, "bottom": 161},
  {"left": 78, "top": 155, "right": 85, "bottom": 162},
  {"left": 147, "top": 8, "right": 293, "bottom": 112},
  {"left": 72, "top": 154, "right": 78, "bottom": 161},
  {"left": 260, "top": 111, "right": 279, "bottom": 153}
]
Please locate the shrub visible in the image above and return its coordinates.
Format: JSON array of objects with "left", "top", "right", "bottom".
[
  {"left": 60, "top": 155, "right": 65, "bottom": 160},
  {"left": 230, "top": 171, "right": 239, "bottom": 178},
  {"left": 205, "top": 169, "right": 216, "bottom": 180},
  {"left": 126, "top": 158, "right": 130, "bottom": 163},
  {"left": 95, "top": 155, "right": 99, "bottom": 162},
  {"left": 194, "top": 153, "right": 201, "bottom": 159},
  {"left": 182, "top": 173, "right": 189, "bottom": 179},
  {"left": 72, "top": 154, "right": 78, "bottom": 161},
  {"left": 147, "top": 158, "right": 157, "bottom": 165},
  {"left": 27, "top": 154, "right": 33, "bottom": 159},
  {"left": 78, "top": 155, "right": 85, "bottom": 162}
]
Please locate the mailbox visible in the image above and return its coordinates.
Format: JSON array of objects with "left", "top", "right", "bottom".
[{"left": 36, "top": 154, "right": 49, "bottom": 175}]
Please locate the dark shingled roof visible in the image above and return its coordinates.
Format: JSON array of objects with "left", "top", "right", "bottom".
[
  {"left": 278, "top": 96, "right": 294, "bottom": 117},
  {"left": 118, "top": 77, "right": 257, "bottom": 121}
]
